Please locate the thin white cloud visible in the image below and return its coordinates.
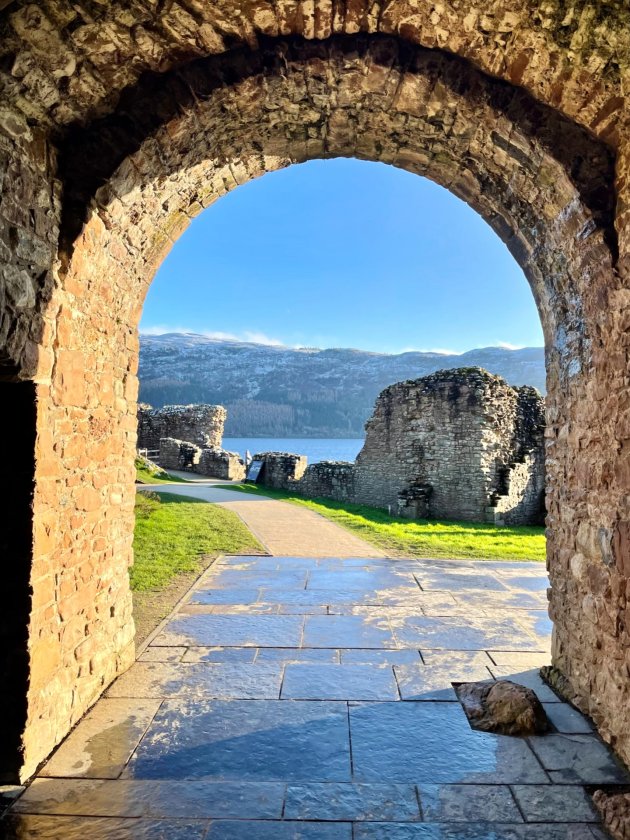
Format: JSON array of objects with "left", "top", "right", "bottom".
[
  {"left": 139, "top": 325, "right": 284, "bottom": 346},
  {"left": 397, "top": 347, "right": 461, "bottom": 355},
  {"left": 240, "top": 331, "right": 284, "bottom": 346},
  {"left": 494, "top": 341, "right": 524, "bottom": 350}
]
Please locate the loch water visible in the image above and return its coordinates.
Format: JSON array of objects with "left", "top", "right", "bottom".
[{"left": 222, "top": 438, "right": 365, "bottom": 464}]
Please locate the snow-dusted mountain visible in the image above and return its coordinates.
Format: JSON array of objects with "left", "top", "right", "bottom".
[{"left": 138, "top": 333, "right": 546, "bottom": 438}]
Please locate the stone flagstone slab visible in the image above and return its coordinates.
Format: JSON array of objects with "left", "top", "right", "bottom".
[
  {"left": 303, "top": 614, "right": 396, "bottom": 648},
  {"left": 395, "top": 651, "right": 495, "bottom": 701},
  {"left": 255, "top": 647, "right": 340, "bottom": 663},
  {"left": 138, "top": 647, "right": 187, "bottom": 662},
  {"left": 340, "top": 649, "right": 421, "bottom": 665},
  {"left": 418, "top": 784, "right": 522, "bottom": 822},
  {"left": 281, "top": 663, "right": 399, "bottom": 700},
  {"left": 349, "top": 702, "right": 549, "bottom": 784},
  {"left": 511, "top": 785, "right": 599, "bottom": 823},
  {"left": 353, "top": 823, "right": 602, "bottom": 839},
  {"left": 13, "top": 778, "right": 285, "bottom": 819},
  {"left": 414, "top": 572, "right": 511, "bottom": 592},
  {"left": 1, "top": 815, "right": 210, "bottom": 839},
  {"left": 39, "top": 699, "right": 161, "bottom": 779},
  {"left": 487, "top": 665, "right": 559, "bottom": 703},
  {"left": 543, "top": 703, "right": 593, "bottom": 734},
  {"left": 528, "top": 734, "right": 630, "bottom": 784},
  {"left": 105, "top": 661, "right": 283, "bottom": 700},
  {"left": 123, "top": 700, "right": 352, "bottom": 782},
  {"left": 180, "top": 647, "right": 257, "bottom": 663},
  {"left": 155, "top": 614, "right": 304, "bottom": 647},
  {"left": 284, "top": 782, "right": 420, "bottom": 821},
  {"left": 199, "top": 569, "right": 308, "bottom": 589},
  {"left": 206, "top": 821, "right": 353, "bottom": 839},
  {"left": 390, "top": 615, "right": 542, "bottom": 651}
]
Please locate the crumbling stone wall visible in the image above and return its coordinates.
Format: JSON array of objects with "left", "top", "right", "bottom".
[
  {"left": 252, "top": 452, "right": 307, "bottom": 489},
  {"left": 159, "top": 437, "right": 245, "bottom": 481},
  {"left": 137, "top": 404, "right": 225, "bottom": 451},
  {"left": 354, "top": 370, "right": 545, "bottom": 523},
  {"left": 294, "top": 461, "right": 356, "bottom": 503},
  {"left": 0, "top": 0, "right": 628, "bottom": 783},
  {"left": 256, "top": 369, "right": 545, "bottom": 525}
]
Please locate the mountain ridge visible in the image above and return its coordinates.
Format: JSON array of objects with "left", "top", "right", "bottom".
[{"left": 138, "top": 332, "right": 546, "bottom": 438}]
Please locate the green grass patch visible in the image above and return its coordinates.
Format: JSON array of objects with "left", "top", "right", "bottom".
[
  {"left": 135, "top": 466, "right": 190, "bottom": 484},
  {"left": 135, "top": 455, "right": 190, "bottom": 484},
  {"left": 132, "top": 491, "right": 263, "bottom": 590},
  {"left": 219, "top": 483, "right": 546, "bottom": 562}
]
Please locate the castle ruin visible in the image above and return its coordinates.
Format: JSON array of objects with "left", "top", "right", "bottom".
[
  {"left": 254, "top": 369, "right": 545, "bottom": 526},
  {"left": 137, "top": 403, "right": 245, "bottom": 481},
  {"left": 137, "top": 403, "right": 226, "bottom": 452}
]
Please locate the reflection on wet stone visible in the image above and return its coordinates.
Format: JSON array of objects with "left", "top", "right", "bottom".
[
  {"left": 123, "top": 700, "right": 352, "bottom": 781},
  {"left": 418, "top": 784, "right": 522, "bottom": 822},
  {"left": 282, "top": 664, "right": 399, "bottom": 700},
  {"left": 511, "top": 785, "right": 599, "bottom": 823},
  {"left": 303, "top": 615, "right": 396, "bottom": 648},
  {"left": 206, "top": 821, "right": 353, "bottom": 839},
  {"left": 39, "top": 699, "right": 162, "bottom": 779},
  {"left": 4, "top": 555, "right": 619, "bottom": 838},
  {"left": 1, "top": 815, "right": 209, "bottom": 840},
  {"left": 349, "top": 702, "right": 549, "bottom": 783},
  {"left": 156, "top": 614, "right": 304, "bottom": 647},
  {"left": 105, "top": 661, "right": 283, "bottom": 700},
  {"left": 284, "top": 782, "right": 420, "bottom": 821}
]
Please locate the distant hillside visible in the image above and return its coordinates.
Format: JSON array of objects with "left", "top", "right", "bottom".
[{"left": 138, "top": 333, "right": 546, "bottom": 438}]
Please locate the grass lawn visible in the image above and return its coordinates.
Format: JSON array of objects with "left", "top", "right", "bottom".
[
  {"left": 135, "top": 465, "right": 190, "bottom": 485},
  {"left": 132, "top": 491, "right": 263, "bottom": 591},
  {"left": 218, "top": 483, "right": 546, "bottom": 562}
]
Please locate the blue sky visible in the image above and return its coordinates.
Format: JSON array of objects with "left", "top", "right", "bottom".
[{"left": 140, "top": 158, "right": 543, "bottom": 354}]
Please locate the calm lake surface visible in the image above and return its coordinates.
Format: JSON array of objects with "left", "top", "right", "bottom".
[{"left": 223, "top": 438, "right": 365, "bottom": 464}]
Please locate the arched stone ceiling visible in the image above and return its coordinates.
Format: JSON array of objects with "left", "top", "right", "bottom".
[
  {"left": 58, "top": 36, "right": 615, "bottom": 385},
  {"left": 0, "top": 1, "right": 627, "bottom": 143}
]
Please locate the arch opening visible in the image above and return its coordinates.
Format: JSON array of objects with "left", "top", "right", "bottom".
[
  {"left": 137, "top": 156, "right": 548, "bottom": 531},
  {"left": 4, "top": 31, "right": 626, "bottom": 782}
]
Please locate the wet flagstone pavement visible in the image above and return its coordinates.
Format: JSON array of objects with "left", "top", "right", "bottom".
[{"left": 4, "top": 554, "right": 629, "bottom": 839}]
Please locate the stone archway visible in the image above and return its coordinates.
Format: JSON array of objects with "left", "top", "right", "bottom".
[{"left": 0, "top": 3, "right": 629, "bottom": 783}]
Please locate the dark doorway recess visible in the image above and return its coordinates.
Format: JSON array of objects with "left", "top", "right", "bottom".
[{"left": 0, "top": 377, "right": 36, "bottom": 782}]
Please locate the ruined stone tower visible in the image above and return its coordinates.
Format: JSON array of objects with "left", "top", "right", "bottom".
[{"left": 354, "top": 368, "right": 545, "bottom": 524}]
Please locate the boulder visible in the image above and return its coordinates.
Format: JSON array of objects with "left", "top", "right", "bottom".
[{"left": 456, "top": 679, "right": 549, "bottom": 736}]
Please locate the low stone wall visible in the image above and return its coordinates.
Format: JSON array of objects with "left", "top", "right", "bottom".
[
  {"left": 292, "top": 461, "right": 356, "bottom": 502},
  {"left": 251, "top": 369, "right": 545, "bottom": 525},
  {"left": 252, "top": 452, "right": 307, "bottom": 489},
  {"left": 138, "top": 404, "right": 226, "bottom": 450},
  {"left": 198, "top": 447, "right": 245, "bottom": 481},
  {"left": 159, "top": 437, "right": 245, "bottom": 481}
]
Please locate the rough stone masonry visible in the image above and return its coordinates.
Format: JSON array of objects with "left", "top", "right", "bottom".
[
  {"left": 256, "top": 368, "right": 546, "bottom": 525},
  {"left": 0, "top": 0, "right": 629, "bottom": 785},
  {"left": 137, "top": 403, "right": 226, "bottom": 451}
]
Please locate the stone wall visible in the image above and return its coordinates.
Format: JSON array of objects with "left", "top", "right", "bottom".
[
  {"left": 294, "top": 462, "right": 356, "bottom": 503},
  {"left": 252, "top": 456, "right": 357, "bottom": 501},
  {"left": 0, "top": 0, "right": 628, "bottom": 782},
  {"left": 159, "top": 437, "right": 245, "bottom": 481},
  {"left": 252, "top": 452, "right": 307, "bottom": 489},
  {"left": 255, "top": 369, "right": 545, "bottom": 526},
  {"left": 138, "top": 404, "right": 225, "bottom": 451},
  {"left": 354, "top": 370, "right": 546, "bottom": 524}
]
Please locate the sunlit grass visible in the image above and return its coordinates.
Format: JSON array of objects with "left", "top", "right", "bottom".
[
  {"left": 135, "top": 465, "right": 189, "bottom": 484},
  {"left": 220, "top": 483, "right": 546, "bottom": 562},
  {"left": 131, "top": 491, "right": 263, "bottom": 590}
]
